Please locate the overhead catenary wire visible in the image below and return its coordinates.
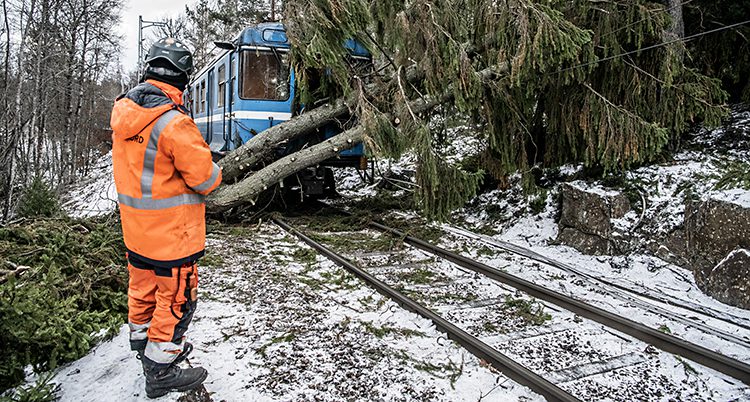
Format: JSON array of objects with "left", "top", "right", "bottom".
[
  {"left": 555, "top": 18, "right": 750, "bottom": 74},
  {"left": 599, "top": 0, "right": 693, "bottom": 39}
]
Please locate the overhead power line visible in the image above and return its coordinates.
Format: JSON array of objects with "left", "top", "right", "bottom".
[
  {"left": 556, "top": 18, "right": 750, "bottom": 74},
  {"left": 601, "top": 0, "right": 693, "bottom": 39}
]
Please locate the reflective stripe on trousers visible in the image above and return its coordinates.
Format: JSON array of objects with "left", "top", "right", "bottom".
[
  {"left": 117, "top": 110, "right": 206, "bottom": 210},
  {"left": 129, "top": 321, "right": 151, "bottom": 341}
]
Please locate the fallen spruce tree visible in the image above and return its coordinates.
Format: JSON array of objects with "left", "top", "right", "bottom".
[
  {"left": 209, "top": 0, "right": 729, "bottom": 220},
  {"left": 215, "top": 40, "right": 497, "bottom": 184},
  {"left": 207, "top": 66, "right": 507, "bottom": 212}
]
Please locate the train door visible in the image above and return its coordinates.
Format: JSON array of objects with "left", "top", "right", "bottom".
[
  {"left": 229, "top": 53, "right": 238, "bottom": 150},
  {"left": 226, "top": 55, "right": 234, "bottom": 150},
  {"left": 206, "top": 69, "right": 214, "bottom": 147},
  {"left": 216, "top": 63, "right": 226, "bottom": 151}
]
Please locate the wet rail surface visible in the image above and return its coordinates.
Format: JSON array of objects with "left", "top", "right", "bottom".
[{"left": 273, "top": 210, "right": 750, "bottom": 401}]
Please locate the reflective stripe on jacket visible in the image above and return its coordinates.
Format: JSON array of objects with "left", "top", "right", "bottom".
[{"left": 111, "top": 79, "right": 222, "bottom": 267}]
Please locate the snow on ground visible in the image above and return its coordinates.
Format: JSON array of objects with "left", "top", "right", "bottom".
[
  {"left": 298, "top": 223, "right": 747, "bottom": 401},
  {"left": 454, "top": 204, "right": 750, "bottom": 355},
  {"left": 711, "top": 187, "right": 750, "bottom": 208},
  {"left": 438, "top": 109, "right": 750, "bottom": 399},
  {"left": 62, "top": 151, "right": 118, "bottom": 218},
  {"left": 445, "top": 107, "right": 750, "bottom": 355},
  {"left": 45, "top": 106, "right": 750, "bottom": 400},
  {"left": 39, "top": 223, "right": 537, "bottom": 401}
]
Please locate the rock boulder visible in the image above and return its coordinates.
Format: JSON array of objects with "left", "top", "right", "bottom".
[
  {"left": 698, "top": 249, "right": 750, "bottom": 309},
  {"left": 686, "top": 196, "right": 750, "bottom": 309},
  {"left": 557, "top": 183, "right": 631, "bottom": 255},
  {"left": 685, "top": 197, "right": 750, "bottom": 268}
]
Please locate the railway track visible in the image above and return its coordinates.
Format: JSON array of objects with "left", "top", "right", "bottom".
[
  {"left": 273, "top": 212, "right": 750, "bottom": 401},
  {"left": 445, "top": 226, "right": 750, "bottom": 337}
]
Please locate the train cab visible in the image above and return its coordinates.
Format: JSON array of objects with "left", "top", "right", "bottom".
[
  {"left": 187, "top": 22, "right": 368, "bottom": 163},
  {"left": 188, "top": 23, "right": 294, "bottom": 154}
]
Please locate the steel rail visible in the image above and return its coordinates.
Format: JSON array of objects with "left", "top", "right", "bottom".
[
  {"left": 272, "top": 216, "right": 581, "bottom": 402},
  {"left": 370, "top": 222, "right": 750, "bottom": 385},
  {"left": 443, "top": 225, "right": 750, "bottom": 343}
]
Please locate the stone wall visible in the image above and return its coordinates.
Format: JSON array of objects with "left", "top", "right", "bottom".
[{"left": 556, "top": 184, "right": 750, "bottom": 310}]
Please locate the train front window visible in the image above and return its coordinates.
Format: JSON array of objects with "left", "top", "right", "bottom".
[{"left": 240, "top": 49, "right": 290, "bottom": 100}]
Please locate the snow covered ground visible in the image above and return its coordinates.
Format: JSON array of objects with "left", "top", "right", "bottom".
[
  {"left": 38, "top": 224, "right": 538, "bottom": 401},
  {"left": 61, "top": 151, "right": 118, "bottom": 218},
  {"left": 29, "top": 107, "right": 749, "bottom": 401}
]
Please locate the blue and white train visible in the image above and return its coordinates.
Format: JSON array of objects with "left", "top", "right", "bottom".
[{"left": 185, "top": 22, "right": 369, "bottom": 195}]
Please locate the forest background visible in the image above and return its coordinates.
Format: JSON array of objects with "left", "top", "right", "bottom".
[
  {"left": 0, "top": 0, "right": 749, "bottom": 395},
  {"left": 0, "top": 0, "right": 747, "bottom": 220}
]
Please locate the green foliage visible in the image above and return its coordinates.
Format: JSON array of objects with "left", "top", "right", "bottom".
[
  {"left": 381, "top": 216, "right": 445, "bottom": 243},
  {"left": 0, "top": 374, "right": 57, "bottom": 402},
  {"left": 503, "top": 296, "right": 551, "bottom": 326},
  {"left": 529, "top": 190, "right": 548, "bottom": 215},
  {"left": 283, "top": 0, "right": 732, "bottom": 220},
  {"left": 16, "top": 177, "right": 60, "bottom": 219},
  {"left": 292, "top": 247, "right": 317, "bottom": 265},
  {"left": 200, "top": 252, "right": 225, "bottom": 267},
  {"left": 361, "top": 321, "right": 425, "bottom": 339},
  {"left": 255, "top": 332, "right": 297, "bottom": 358},
  {"left": 713, "top": 160, "right": 750, "bottom": 190},
  {"left": 285, "top": 0, "right": 374, "bottom": 103},
  {"left": 0, "top": 217, "right": 127, "bottom": 391}
]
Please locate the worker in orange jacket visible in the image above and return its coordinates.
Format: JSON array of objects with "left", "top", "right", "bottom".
[{"left": 111, "top": 38, "right": 221, "bottom": 399}]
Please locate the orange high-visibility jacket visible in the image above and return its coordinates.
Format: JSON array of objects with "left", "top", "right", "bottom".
[{"left": 111, "top": 79, "right": 222, "bottom": 268}]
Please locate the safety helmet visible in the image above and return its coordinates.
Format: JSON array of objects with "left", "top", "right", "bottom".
[{"left": 144, "top": 38, "right": 194, "bottom": 76}]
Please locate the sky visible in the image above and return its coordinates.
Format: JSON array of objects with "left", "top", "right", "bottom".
[{"left": 118, "top": 0, "right": 191, "bottom": 72}]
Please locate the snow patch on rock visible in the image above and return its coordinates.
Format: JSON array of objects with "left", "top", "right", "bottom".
[{"left": 710, "top": 188, "right": 750, "bottom": 208}]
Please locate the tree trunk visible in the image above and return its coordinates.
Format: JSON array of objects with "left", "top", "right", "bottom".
[
  {"left": 664, "top": 0, "right": 685, "bottom": 61},
  {"left": 216, "top": 38, "right": 501, "bottom": 183},
  {"left": 666, "top": 0, "right": 684, "bottom": 39},
  {"left": 207, "top": 65, "right": 505, "bottom": 212},
  {"left": 217, "top": 65, "right": 429, "bottom": 182},
  {"left": 207, "top": 125, "right": 365, "bottom": 211},
  {"left": 218, "top": 95, "right": 352, "bottom": 182}
]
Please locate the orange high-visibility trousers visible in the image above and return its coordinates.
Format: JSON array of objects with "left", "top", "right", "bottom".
[{"left": 127, "top": 263, "right": 198, "bottom": 364}]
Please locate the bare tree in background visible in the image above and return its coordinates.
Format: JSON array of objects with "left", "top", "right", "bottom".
[
  {"left": 180, "top": 0, "right": 279, "bottom": 71},
  {"left": 0, "top": 0, "right": 124, "bottom": 221}
]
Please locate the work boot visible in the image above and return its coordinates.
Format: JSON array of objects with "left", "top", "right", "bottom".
[
  {"left": 141, "top": 355, "right": 208, "bottom": 399},
  {"left": 134, "top": 341, "right": 193, "bottom": 377}
]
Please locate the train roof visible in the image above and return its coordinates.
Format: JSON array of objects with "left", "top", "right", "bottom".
[
  {"left": 236, "top": 22, "right": 369, "bottom": 57},
  {"left": 238, "top": 22, "right": 291, "bottom": 49}
]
